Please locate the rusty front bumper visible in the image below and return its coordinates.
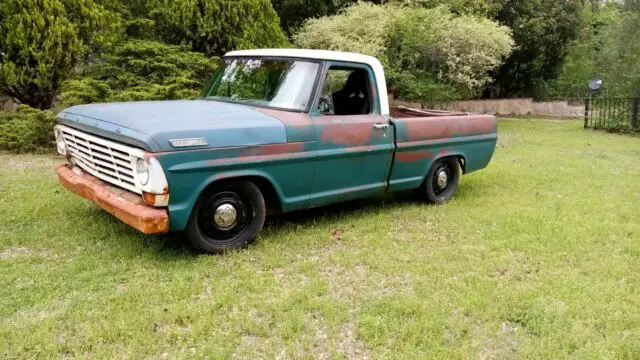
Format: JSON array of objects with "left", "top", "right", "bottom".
[{"left": 56, "top": 165, "right": 169, "bottom": 234}]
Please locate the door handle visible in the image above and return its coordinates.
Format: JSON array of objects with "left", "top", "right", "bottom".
[{"left": 373, "top": 123, "right": 390, "bottom": 130}]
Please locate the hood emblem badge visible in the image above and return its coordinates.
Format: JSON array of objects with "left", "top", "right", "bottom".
[{"left": 169, "top": 138, "right": 208, "bottom": 148}]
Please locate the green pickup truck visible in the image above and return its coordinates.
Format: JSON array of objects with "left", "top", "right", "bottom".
[{"left": 54, "top": 49, "right": 497, "bottom": 253}]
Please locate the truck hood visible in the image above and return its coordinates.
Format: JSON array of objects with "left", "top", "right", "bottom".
[{"left": 57, "top": 100, "right": 288, "bottom": 152}]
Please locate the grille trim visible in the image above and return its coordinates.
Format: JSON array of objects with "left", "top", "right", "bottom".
[{"left": 57, "top": 125, "right": 145, "bottom": 194}]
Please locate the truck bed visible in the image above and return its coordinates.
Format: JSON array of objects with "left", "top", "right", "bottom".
[
  {"left": 390, "top": 105, "right": 467, "bottom": 118},
  {"left": 385, "top": 105, "right": 498, "bottom": 192}
]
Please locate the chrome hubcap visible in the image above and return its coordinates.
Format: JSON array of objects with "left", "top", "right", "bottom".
[
  {"left": 213, "top": 204, "right": 237, "bottom": 229},
  {"left": 436, "top": 170, "right": 448, "bottom": 189}
]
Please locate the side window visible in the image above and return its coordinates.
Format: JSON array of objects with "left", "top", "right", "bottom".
[{"left": 317, "top": 67, "right": 372, "bottom": 116}]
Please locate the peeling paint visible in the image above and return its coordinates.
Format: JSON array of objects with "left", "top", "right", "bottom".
[
  {"left": 239, "top": 142, "right": 306, "bottom": 157},
  {"left": 207, "top": 142, "right": 311, "bottom": 167},
  {"left": 395, "top": 150, "right": 434, "bottom": 163},
  {"left": 255, "top": 108, "right": 315, "bottom": 142},
  {"left": 399, "top": 115, "right": 496, "bottom": 142},
  {"left": 317, "top": 116, "right": 380, "bottom": 146},
  {"left": 255, "top": 108, "right": 312, "bottom": 127}
]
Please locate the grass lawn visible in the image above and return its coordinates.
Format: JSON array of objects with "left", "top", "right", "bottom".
[{"left": 1, "top": 119, "right": 639, "bottom": 359}]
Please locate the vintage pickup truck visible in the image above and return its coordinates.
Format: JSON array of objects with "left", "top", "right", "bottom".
[{"left": 54, "top": 49, "right": 497, "bottom": 253}]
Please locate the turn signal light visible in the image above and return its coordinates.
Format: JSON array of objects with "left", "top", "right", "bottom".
[{"left": 143, "top": 192, "right": 170, "bottom": 207}]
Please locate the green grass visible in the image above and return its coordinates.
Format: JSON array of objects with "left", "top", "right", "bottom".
[{"left": 1, "top": 119, "right": 640, "bottom": 359}]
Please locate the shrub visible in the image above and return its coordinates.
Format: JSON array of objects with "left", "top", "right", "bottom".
[
  {"left": 148, "top": 0, "right": 288, "bottom": 56},
  {"left": 294, "top": 3, "right": 513, "bottom": 102},
  {"left": 0, "top": 106, "right": 56, "bottom": 153},
  {"left": 0, "top": 0, "right": 121, "bottom": 109},
  {"left": 60, "top": 40, "right": 219, "bottom": 106}
]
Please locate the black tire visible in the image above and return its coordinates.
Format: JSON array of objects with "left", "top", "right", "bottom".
[
  {"left": 419, "top": 157, "right": 460, "bottom": 204},
  {"left": 187, "top": 180, "right": 266, "bottom": 254}
]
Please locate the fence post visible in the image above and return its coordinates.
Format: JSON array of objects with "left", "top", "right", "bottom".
[
  {"left": 584, "top": 97, "right": 590, "bottom": 129},
  {"left": 632, "top": 97, "right": 639, "bottom": 130}
]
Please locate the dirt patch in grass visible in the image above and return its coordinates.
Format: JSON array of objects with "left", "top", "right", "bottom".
[
  {"left": 338, "top": 322, "right": 370, "bottom": 360},
  {"left": 479, "top": 322, "right": 521, "bottom": 360},
  {"left": 0, "top": 247, "right": 32, "bottom": 260}
]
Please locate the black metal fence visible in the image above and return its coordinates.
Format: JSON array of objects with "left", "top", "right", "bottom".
[{"left": 584, "top": 97, "right": 640, "bottom": 131}]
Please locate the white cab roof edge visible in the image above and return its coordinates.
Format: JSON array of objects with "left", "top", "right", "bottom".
[{"left": 224, "top": 49, "right": 390, "bottom": 115}]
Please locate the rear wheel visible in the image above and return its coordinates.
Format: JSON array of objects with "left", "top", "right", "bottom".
[
  {"left": 419, "top": 157, "right": 460, "bottom": 204},
  {"left": 187, "top": 181, "right": 266, "bottom": 254}
]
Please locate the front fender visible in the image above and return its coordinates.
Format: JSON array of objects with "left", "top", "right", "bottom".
[{"left": 167, "top": 169, "right": 286, "bottom": 232}]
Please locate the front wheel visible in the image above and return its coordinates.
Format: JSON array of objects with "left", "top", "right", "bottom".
[
  {"left": 419, "top": 157, "right": 460, "bottom": 204},
  {"left": 187, "top": 180, "right": 266, "bottom": 254}
]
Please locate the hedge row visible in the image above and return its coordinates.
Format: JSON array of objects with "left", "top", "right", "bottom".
[{"left": 0, "top": 106, "right": 56, "bottom": 153}]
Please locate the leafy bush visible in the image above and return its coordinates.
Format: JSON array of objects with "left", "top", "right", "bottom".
[
  {"left": 148, "top": 0, "right": 288, "bottom": 56},
  {"left": 61, "top": 40, "right": 219, "bottom": 106},
  {"left": 540, "top": 4, "right": 640, "bottom": 99},
  {"left": 597, "top": 10, "right": 640, "bottom": 96},
  {"left": 0, "top": 0, "right": 121, "bottom": 109},
  {"left": 388, "top": 6, "right": 514, "bottom": 100},
  {"left": 294, "top": 3, "right": 513, "bottom": 102},
  {"left": 0, "top": 106, "right": 56, "bottom": 153}
]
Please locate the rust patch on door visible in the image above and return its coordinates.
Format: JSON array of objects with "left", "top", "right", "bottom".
[
  {"left": 395, "top": 150, "right": 434, "bottom": 163},
  {"left": 320, "top": 122, "right": 373, "bottom": 146},
  {"left": 239, "top": 142, "right": 306, "bottom": 157}
]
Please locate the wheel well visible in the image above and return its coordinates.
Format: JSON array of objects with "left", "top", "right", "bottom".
[
  {"left": 456, "top": 155, "right": 466, "bottom": 174},
  {"left": 205, "top": 176, "right": 283, "bottom": 215}
]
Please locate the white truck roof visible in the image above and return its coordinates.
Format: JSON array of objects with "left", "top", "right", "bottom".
[{"left": 224, "top": 49, "right": 390, "bottom": 115}]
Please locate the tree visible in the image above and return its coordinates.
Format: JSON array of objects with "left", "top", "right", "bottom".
[
  {"left": 0, "top": 0, "right": 120, "bottom": 109},
  {"left": 484, "top": 0, "right": 584, "bottom": 98},
  {"left": 539, "top": 2, "right": 619, "bottom": 99},
  {"left": 390, "top": 0, "right": 496, "bottom": 16},
  {"left": 294, "top": 3, "right": 513, "bottom": 101},
  {"left": 272, "top": 0, "right": 391, "bottom": 36},
  {"left": 624, "top": 0, "right": 640, "bottom": 10},
  {"left": 148, "top": 0, "right": 288, "bottom": 56},
  {"left": 272, "top": 0, "right": 493, "bottom": 36},
  {"left": 60, "top": 40, "right": 219, "bottom": 106},
  {"left": 273, "top": 0, "right": 347, "bottom": 36},
  {"left": 597, "top": 6, "right": 640, "bottom": 95}
]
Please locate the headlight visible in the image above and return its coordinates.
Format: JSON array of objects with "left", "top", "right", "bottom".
[
  {"left": 138, "top": 156, "right": 170, "bottom": 207},
  {"left": 136, "top": 158, "right": 150, "bottom": 185},
  {"left": 54, "top": 129, "right": 66, "bottom": 155}
]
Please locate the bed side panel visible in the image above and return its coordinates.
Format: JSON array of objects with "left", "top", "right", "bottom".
[{"left": 388, "top": 115, "right": 497, "bottom": 192}]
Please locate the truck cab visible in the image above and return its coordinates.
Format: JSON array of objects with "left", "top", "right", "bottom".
[{"left": 54, "top": 49, "right": 497, "bottom": 253}]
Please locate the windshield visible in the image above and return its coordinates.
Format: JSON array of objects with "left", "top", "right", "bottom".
[{"left": 204, "top": 58, "right": 320, "bottom": 111}]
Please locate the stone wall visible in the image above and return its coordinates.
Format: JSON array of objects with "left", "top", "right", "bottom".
[
  {"left": 0, "top": 97, "right": 19, "bottom": 111},
  {"left": 391, "top": 97, "right": 585, "bottom": 118}
]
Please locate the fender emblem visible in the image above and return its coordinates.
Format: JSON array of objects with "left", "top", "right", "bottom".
[{"left": 169, "top": 138, "right": 209, "bottom": 148}]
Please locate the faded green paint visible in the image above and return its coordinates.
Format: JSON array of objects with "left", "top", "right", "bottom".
[
  {"left": 55, "top": 56, "right": 498, "bottom": 234},
  {"left": 154, "top": 61, "right": 497, "bottom": 232},
  {"left": 155, "top": 143, "right": 316, "bottom": 231}
]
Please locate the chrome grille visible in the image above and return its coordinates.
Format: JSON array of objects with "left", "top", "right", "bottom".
[{"left": 58, "top": 125, "right": 144, "bottom": 194}]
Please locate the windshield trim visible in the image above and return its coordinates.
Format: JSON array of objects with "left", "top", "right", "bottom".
[
  {"left": 202, "top": 96, "right": 308, "bottom": 113},
  {"left": 202, "top": 56, "right": 324, "bottom": 114}
]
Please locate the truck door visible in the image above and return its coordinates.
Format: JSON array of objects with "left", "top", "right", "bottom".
[{"left": 309, "top": 62, "right": 394, "bottom": 207}]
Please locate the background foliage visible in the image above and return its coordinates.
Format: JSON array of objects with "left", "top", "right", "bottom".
[
  {"left": 0, "top": 0, "right": 639, "bottom": 152},
  {"left": 0, "top": 106, "right": 55, "bottom": 153},
  {"left": 294, "top": 3, "right": 514, "bottom": 101},
  {"left": 148, "top": 0, "right": 288, "bottom": 56},
  {"left": 0, "top": 0, "right": 120, "bottom": 109},
  {"left": 60, "top": 40, "right": 218, "bottom": 106}
]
